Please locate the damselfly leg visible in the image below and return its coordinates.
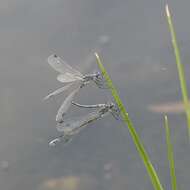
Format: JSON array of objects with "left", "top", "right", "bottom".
[{"left": 93, "top": 74, "right": 109, "bottom": 89}]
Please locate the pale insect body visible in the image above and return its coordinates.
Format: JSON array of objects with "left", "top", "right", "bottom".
[
  {"left": 44, "top": 54, "right": 105, "bottom": 101},
  {"left": 45, "top": 53, "right": 110, "bottom": 147},
  {"left": 49, "top": 103, "right": 118, "bottom": 146},
  {"left": 57, "top": 73, "right": 82, "bottom": 83},
  {"left": 44, "top": 54, "right": 106, "bottom": 123},
  {"left": 48, "top": 54, "right": 102, "bottom": 87},
  {"left": 48, "top": 54, "right": 103, "bottom": 84}
]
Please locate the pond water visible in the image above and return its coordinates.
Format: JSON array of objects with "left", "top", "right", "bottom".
[{"left": 0, "top": 0, "right": 189, "bottom": 190}]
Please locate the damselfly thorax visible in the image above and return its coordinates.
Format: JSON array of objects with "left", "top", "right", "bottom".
[
  {"left": 48, "top": 54, "right": 104, "bottom": 87},
  {"left": 49, "top": 102, "right": 120, "bottom": 146},
  {"left": 44, "top": 54, "right": 107, "bottom": 123}
]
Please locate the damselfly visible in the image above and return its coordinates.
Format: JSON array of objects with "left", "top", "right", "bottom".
[
  {"left": 44, "top": 54, "right": 106, "bottom": 101},
  {"left": 49, "top": 102, "right": 119, "bottom": 146},
  {"left": 44, "top": 54, "right": 107, "bottom": 123}
]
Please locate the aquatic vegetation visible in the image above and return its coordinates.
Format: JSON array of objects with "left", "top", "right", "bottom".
[
  {"left": 94, "top": 4, "right": 188, "bottom": 190},
  {"left": 45, "top": 54, "right": 105, "bottom": 99},
  {"left": 95, "top": 53, "right": 164, "bottom": 190},
  {"left": 165, "top": 4, "right": 190, "bottom": 139},
  {"left": 164, "top": 116, "right": 178, "bottom": 190}
]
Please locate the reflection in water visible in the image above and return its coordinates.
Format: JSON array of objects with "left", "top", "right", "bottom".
[
  {"left": 40, "top": 175, "right": 97, "bottom": 190},
  {"left": 148, "top": 101, "right": 190, "bottom": 114}
]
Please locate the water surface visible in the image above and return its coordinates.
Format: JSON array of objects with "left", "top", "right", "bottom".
[{"left": 0, "top": 0, "right": 189, "bottom": 190}]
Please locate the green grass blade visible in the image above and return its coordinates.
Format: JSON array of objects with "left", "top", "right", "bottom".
[
  {"left": 95, "top": 53, "right": 164, "bottom": 190},
  {"left": 164, "top": 115, "right": 178, "bottom": 190},
  {"left": 165, "top": 4, "right": 190, "bottom": 138}
]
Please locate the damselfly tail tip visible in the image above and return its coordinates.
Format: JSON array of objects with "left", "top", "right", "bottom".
[
  {"left": 49, "top": 138, "right": 61, "bottom": 147},
  {"left": 43, "top": 95, "right": 49, "bottom": 101},
  {"left": 43, "top": 93, "right": 54, "bottom": 101}
]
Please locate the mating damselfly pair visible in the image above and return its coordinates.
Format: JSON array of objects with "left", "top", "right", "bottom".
[{"left": 44, "top": 54, "right": 119, "bottom": 146}]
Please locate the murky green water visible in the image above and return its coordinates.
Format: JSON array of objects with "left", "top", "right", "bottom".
[{"left": 0, "top": 1, "right": 189, "bottom": 190}]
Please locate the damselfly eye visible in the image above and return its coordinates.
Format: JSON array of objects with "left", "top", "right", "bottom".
[{"left": 96, "top": 72, "right": 102, "bottom": 79}]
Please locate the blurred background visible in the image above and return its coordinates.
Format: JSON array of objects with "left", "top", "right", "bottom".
[{"left": 0, "top": 0, "right": 189, "bottom": 189}]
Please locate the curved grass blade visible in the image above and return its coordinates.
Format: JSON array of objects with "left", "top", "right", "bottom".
[
  {"left": 95, "top": 53, "right": 164, "bottom": 190},
  {"left": 165, "top": 4, "right": 190, "bottom": 139},
  {"left": 164, "top": 115, "right": 178, "bottom": 190}
]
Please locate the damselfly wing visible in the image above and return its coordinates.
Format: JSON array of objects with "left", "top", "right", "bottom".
[
  {"left": 48, "top": 54, "right": 83, "bottom": 83},
  {"left": 49, "top": 103, "right": 119, "bottom": 146},
  {"left": 56, "top": 86, "right": 81, "bottom": 123},
  {"left": 43, "top": 83, "right": 74, "bottom": 101}
]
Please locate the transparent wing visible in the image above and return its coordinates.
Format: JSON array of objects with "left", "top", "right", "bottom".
[
  {"left": 56, "top": 106, "right": 112, "bottom": 133},
  {"left": 48, "top": 54, "right": 83, "bottom": 77},
  {"left": 56, "top": 86, "right": 81, "bottom": 123},
  {"left": 43, "top": 83, "right": 73, "bottom": 101},
  {"left": 56, "top": 110, "right": 101, "bottom": 133},
  {"left": 57, "top": 73, "right": 83, "bottom": 83}
]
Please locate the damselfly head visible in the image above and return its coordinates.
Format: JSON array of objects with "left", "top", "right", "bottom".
[
  {"left": 110, "top": 103, "right": 121, "bottom": 120},
  {"left": 107, "top": 102, "right": 120, "bottom": 116},
  {"left": 94, "top": 71, "right": 102, "bottom": 79},
  {"left": 92, "top": 71, "right": 108, "bottom": 89},
  {"left": 94, "top": 70, "right": 100, "bottom": 75}
]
